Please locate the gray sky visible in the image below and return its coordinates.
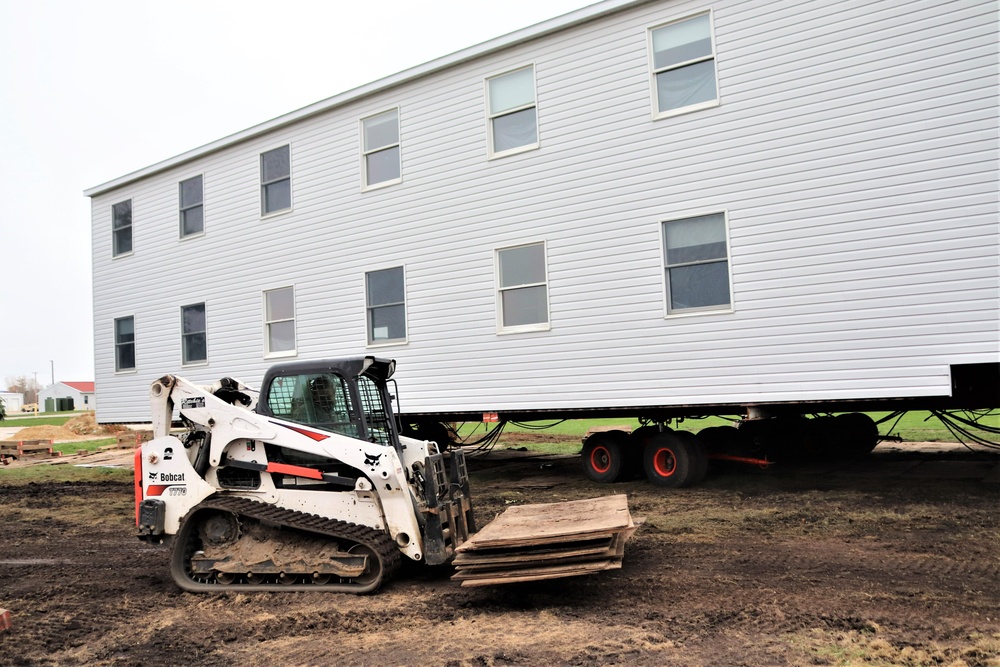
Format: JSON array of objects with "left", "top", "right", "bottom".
[{"left": 0, "top": 0, "right": 593, "bottom": 388}]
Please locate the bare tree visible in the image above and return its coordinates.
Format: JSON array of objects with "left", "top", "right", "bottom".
[{"left": 6, "top": 375, "right": 42, "bottom": 404}]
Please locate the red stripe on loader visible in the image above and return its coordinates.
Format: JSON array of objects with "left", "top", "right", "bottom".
[{"left": 267, "top": 462, "right": 324, "bottom": 480}]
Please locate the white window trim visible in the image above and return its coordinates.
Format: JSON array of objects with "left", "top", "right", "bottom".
[
  {"left": 659, "top": 208, "right": 735, "bottom": 318},
  {"left": 111, "top": 199, "right": 134, "bottom": 259},
  {"left": 113, "top": 315, "right": 138, "bottom": 375},
  {"left": 262, "top": 285, "right": 297, "bottom": 359},
  {"left": 259, "top": 144, "right": 293, "bottom": 219},
  {"left": 494, "top": 240, "right": 551, "bottom": 335},
  {"left": 178, "top": 173, "right": 206, "bottom": 241},
  {"left": 647, "top": 10, "right": 720, "bottom": 121},
  {"left": 364, "top": 263, "right": 409, "bottom": 348},
  {"left": 180, "top": 302, "right": 209, "bottom": 367},
  {"left": 485, "top": 64, "right": 540, "bottom": 160},
  {"left": 360, "top": 107, "right": 402, "bottom": 192}
]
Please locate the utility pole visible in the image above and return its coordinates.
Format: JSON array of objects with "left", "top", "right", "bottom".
[
  {"left": 50, "top": 360, "right": 54, "bottom": 386},
  {"left": 33, "top": 371, "right": 38, "bottom": 413}
]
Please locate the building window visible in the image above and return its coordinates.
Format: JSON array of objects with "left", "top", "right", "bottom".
[
  {"left": 486, "top": 66, "right": 538, "bottom": 157},
  {"left": 362, "top": 109, "right": 401, "bottom": 189},
  {"left": 496, "top": 242, "right": 549, "bottom": 331},
  {"left": 114, "top": 316, "right": 136, "bottom": 371},
  {"left": 112, "top": 200, "right": 132, "bottom": 256},
  {"left": 264, "top": 287, "right": 296, "bottom": 356},
  {"left": 663, "top": 213, "right": 731, "bottom": 314},
  {"left": 365, "top": 267, "right": 406, "bottom": 345},
  {"left": 260, "top": 145, "right": 291, "bottom": 215},
  {"left": 650, "top": 13, "right": 718, "bottom": 117},
  {"left": 179, "top": 175, "right": 204, "bottom": 238},
  {"left": 181, "top": 303, "right": 207, "bottom": 364}
]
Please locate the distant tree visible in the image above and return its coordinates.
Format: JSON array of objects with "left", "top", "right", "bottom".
[
  {"left": 0, "top": 397, "right": 5, "bottom": 421},
  {"left": 5, "top": 375, "right": 41, "bottom": 404}
]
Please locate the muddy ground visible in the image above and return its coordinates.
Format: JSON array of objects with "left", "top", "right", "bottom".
[{"left": 1, "top": 442, "right": 999, "bottom": 667}]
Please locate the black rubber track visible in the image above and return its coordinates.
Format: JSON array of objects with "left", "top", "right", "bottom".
[{"left": 170, "top": 494, "right": 401, "bottom": 594}]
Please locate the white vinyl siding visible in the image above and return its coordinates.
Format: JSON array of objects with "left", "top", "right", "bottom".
[
  {"left": 362, "top": 108, "right": 402, "bottom": 189},
  {"left": 649, "top": 12, "right": 719, "bottom": 118},
  {"left": 112, "top": 200, "right": 132, "bottom": 257},
  {"left": 486, "top": 66, "right": 538, "bottom": 157},
  {"left": 260, "top": 145, "right": 291, "bottom": 215},
  {"left": 264, "top": 287, "right": 295, "bottom": 357},
  {"left": 179, "top": 175, "right": 204, "bottom": 238},
  {"left": 181, "top": 303, "right": 208, "bottom": 365},
  {"left": 87, "top": 0, "right": 999, "bottom": 422}
]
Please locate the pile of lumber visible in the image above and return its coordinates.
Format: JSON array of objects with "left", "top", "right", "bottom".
[
  {"left": 451, "top": 495, "right": 638, "bottom": 587},
  {"left": 0, "top": 440, "right": 55, "bottom": 460}
]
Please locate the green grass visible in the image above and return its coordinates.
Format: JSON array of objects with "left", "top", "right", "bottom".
[
  {"left": 51, "top": 437, "right": 118, "bottom": 456},
  {"left": 0, "top": 465, "right": 132, "bottom": 485},
  {"left": 0, "top": 415, "right": 73, "bottom": 428}
]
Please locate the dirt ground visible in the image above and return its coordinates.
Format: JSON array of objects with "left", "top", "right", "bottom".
[{"left": 1, "top": 441, "right": 999, "bottom": 667}]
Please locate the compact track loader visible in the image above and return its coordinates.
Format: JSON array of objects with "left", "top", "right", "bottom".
[{"left": 135, "top": 356, "right": 635, "bottom": 593}]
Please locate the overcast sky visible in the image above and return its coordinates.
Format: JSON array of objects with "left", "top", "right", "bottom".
[{"left": 0, "top": 0, "right": 594, "bottom": 388}]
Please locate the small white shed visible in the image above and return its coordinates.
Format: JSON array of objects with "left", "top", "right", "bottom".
[{"left": 0, "top": 392, "right": 24, "bottom": 413}]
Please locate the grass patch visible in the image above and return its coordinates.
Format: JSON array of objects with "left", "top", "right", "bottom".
[
  {"left": 0, "top": 465, "right": 133, "bottom": 485},
  {"left": 51, "top": 437, "right": 118, "bottom": 456},
  {"left": 0, "top": 415, "right": 73, "bottom": 428}
]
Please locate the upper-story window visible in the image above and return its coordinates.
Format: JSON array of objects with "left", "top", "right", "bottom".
[
  {"left": 260, "top": 145, "right": 291, "bottom": 215},
  {"left": 662, "top": 212, "right": 732, "bottom": 314},
  {"left": 496, "top": 241, "right": 549, "bottom": 333},
  {"left": 181, "top": 303, "right": 207, "bottom": 365},
  {"left": 114, "top": 316, "right": 136, "bottom": 372},
  {"left": 649, "top": 12, "right": 719, "bottom": 118},
  {"left": 179, "top": 175, "right": 204, "bottom": 238},
  {"left": 365, "top": 266, "right": 406, "bottom": 345},
  {"left": 486, "top": 66, "right": 538, "bottom": 157},
  {"left": 362, "top": 109, "right": 401, "bottom": 189},
  {"left": 112, "top": 200, "right": 132, "bottom": 257},
  {"left": 264, "top": 286, "right": 296, "bottom": 356}
]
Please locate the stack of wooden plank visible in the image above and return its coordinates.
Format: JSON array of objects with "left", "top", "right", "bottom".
[{"left": 451, "top": 495, "right": 638, "bottom": 587}]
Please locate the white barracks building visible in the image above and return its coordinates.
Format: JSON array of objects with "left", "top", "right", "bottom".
[{"left": 86, "top": 0, "right": 999, "bottom": 423}]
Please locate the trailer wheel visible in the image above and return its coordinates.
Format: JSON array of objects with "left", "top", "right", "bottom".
[
  {"left": 628, "top": 426, "right": 666, "bottom": 480},
  {"left": 582, "top": 432, "right": 627, "bottom": 483},
  {"left": 835, "top": 413, "right": 879, "bottom": 455},
  {"left": 643, "top": 432, "right": 695, "bottom": 488},
  {"left": 674, "top": 431, "right": 709, "bottom": 485}
]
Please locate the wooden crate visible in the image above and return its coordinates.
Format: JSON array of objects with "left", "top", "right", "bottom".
[
  {"left": 0, "top": 440, "right": 55, "bottom": 459},
  {"left": 115, "top": 430, "right": 154, "bottom": 449}
]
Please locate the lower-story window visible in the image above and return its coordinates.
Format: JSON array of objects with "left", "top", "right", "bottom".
[
  {"left": 366, "top": 267, "right": 406, "bottom": 345},
  {"left": 496, "top": 241, "right": 549, "bottom": 332},
  {"left": 181, "top": 302, "right": 207, "bottom": 364},
  {"left": 264, "top": 287, "right": 296, "bottom": 356},
  {"left": 662, "top": 212, "right": 732, "bottom": 314},
  {"left": 114, "top": 316, "right": 136, "bottom": 372}
]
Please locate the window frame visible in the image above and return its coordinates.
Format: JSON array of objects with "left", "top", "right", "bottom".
[
  {"left": 647, "top": 10, "right": 720, "bottom": 120},
  {"left": 365, "top": 265, "right": 408, "bottom": 347},
  {"left": 659, "top": 209, "right": 735, "bottom": 318},
  {"left": 485, "top": 64, "right": 540, "bottom": 159},
  {"left": 360, "top": 107, "right": 402, "bottom": 191},
  {"left": 262, "top": 286, "right": 297, "bottom": 358},
  {"left": 259, "top": 144, "right": 292, "bottom": 217},
  {"left": 178, "top": 174, "right": 205, "bottom": 240},
  {"left": 111, "top": 199, "right": 133, "bottom": 258},
  {"left": 494, "top": 240, "right": 551, "bottom": 335},
  {"left": 180, "top": 302, "right": 208, "bottom": 366},
  {"left": 113, "top": 315, "right": 137, "bottom": 373}
]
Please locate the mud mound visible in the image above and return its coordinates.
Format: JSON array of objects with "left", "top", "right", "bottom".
[
  {"left": 64, "top": 412, "right": 128, "bottom": 436},
  {"left": 12, "top": 425, "right": 81, "bottom": 441}
]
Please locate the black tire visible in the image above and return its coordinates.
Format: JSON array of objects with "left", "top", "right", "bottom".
[
  {"left": 674, "top": 431, "right": 709, "bottom": 485},
  {"left": 582, "top": 432, "right": 627, "bottom": 483},
  {"left": 836, "top": 413, "right": 879, "bottom": 455},
  {"left": 696, "top": 425, "right": 741, "bottom": 454},
  {"left": 642, "top": 432, "right": 696, "bottom": 488},
  {"left": 628, "top": 426, "right": 668, "bottom": 480}
]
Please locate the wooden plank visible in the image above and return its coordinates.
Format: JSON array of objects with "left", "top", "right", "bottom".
[
  {"left": 455, "top": 559, "right": 623, "bottom": 587},
  {"left": 453, "top": 544, "right": 617, "bottom": 569},
  {"left": 457, "top": 495, "right": 631, "bottom": 551},
  {"left": 453, "top": 537, "right": 614, "bottom": 565}
]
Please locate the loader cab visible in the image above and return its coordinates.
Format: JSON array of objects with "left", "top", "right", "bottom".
[{"left": 258, "top": 356, "right": 400, "bottom": 450}]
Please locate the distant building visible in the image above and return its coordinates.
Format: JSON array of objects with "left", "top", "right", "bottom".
[
  {"left": 38, "top": 382, "right": 96, "bottom": 413},
  {"left": 0, "top": 392, "right": 24, "bottom": 413}
]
